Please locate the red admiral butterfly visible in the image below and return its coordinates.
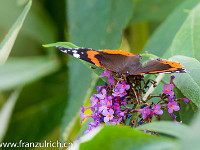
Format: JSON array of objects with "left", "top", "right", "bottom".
[{"left": 56, "top": 46, "right": 186, "bottom": 76}]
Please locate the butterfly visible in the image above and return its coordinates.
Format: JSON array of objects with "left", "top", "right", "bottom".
[{"left": 56, "top": 46, "right": 186, "bottom": 76}]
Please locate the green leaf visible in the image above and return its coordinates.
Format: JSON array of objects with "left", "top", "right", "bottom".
[
  {"left": 0, "top": 57, "right": 59, "bottom": 91},
  {"left": 174, "top": 86, "right": 197, "bottom": 124},
  {"left": 0, "top": 0, "right": 32, "bottom": 64},
  {"left": 0, "top": 88, "right": 21, "bottom": 142},
  {"left": 170, "top": 3, "right": 200, "bottom": 61},
  {"left": 137, "top": 121, "right": 189, "bottom": 139},
  {"left": 68, "top": 0, "right": 134, "bottom": 49},
  {"left": 131, "top": 0, "right": 183, "bottom": 23},
  {"left": 144, "top": 0, "right": 200, "bottom": 58},
  {"left": 61, "top": 57, "right": 96, "bottom": 142},
  {"left": 79, "top": 125, "right": 176, "bottom": 150},
  {"left": 170, "top": 56, "right": 200, "bottom": 107},
  {"left": 43, "top": 42, "right": 79, "bottom": 49},
  {"left": 180, "top": 111, "right": 200, "bottom": 150},
  {"left": 3, "top": 68, "right": 68, "bottom": 143}
]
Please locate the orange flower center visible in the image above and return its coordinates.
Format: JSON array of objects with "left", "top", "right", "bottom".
[
  {"left": 117, "top": 93, "right": 120, "bottom": 95},
  {"left": 170, "top": 105, "right": 174, "bottom": 108},
  {"left": 108, "top": 101, "right": 111, "bottom": 104},
  {"left": 122, "top": 85, "right": 125, "bottom": 88},
  {"left": 166, "top": 89, "right": 169, "bottom": 92},
  {"left": 108, "top": 114, "right": 111, "bottom": 117},
  {"left": 155, "top": 110, "right": 157, "bottom": 112}
]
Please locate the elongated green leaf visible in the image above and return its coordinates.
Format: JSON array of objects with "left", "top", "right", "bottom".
[
  {"left": 174, "top": 87, "right": 197, "bottom": 124},
  {"left": 170, "top": 56, "right": 200, "bottom": 107},
  {"left": 0, "top": 0, "right": 32, "bottom": 64},
  {"left": 61, "top": 58, "right": 95, "bottom": 142},
  {"left": 68, "top": 0, "right": 134, "bottom": 49},
  {"left": 170, "top": 3, "right": 200, "bottom": 61},
  {"left": 180, "top": 111, "right": 200, "bottom": 150},
  {"left": 131, "top": 0, "right": 183, "bottom": 23},
  {"left": 0, "top": 57, "right": 59, "bottom": 91},
  {"left": 144, "top": 0, "right": 200, "bottom": 58},
  {"left": 0, "top": 88, "right": 21, "bottom": 142},
  {"left": 137, "top": 121, "right": 189, "bottom": 138},
  {"left": 44, "top": 42, "right": 79, "bottom": 49},
  {"left": 79, "top": 125, "right": 176, "bottom": 150},
  {"left": 4, "top": 68, "right": 68, "bottom": 143}
]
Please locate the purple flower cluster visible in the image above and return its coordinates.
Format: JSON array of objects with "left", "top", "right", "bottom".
[
  {"left": 80, "top": 70, "right": 190, "bottom": 136},
  {"left": 162, "top": 75, "right": 180, "bottom": 114},
  {"left": 80, "top": 70, "right": 131, "bottom": 134}
]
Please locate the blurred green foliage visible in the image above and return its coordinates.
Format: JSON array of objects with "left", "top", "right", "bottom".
[{"left": 0, "top": 0, "right": 200, "bottom": 150}]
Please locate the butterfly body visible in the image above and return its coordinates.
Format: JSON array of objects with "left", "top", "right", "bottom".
[{"left": 56, "top": 46, "right": 186, "bottom": 76}]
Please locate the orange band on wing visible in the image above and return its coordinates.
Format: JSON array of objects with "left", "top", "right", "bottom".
[
  {"left": 87, "top": 51, "right": 101, "bottom": 67},
  {"left": 99, "top": 49, "right": 134, "bottom": 56},
  {"left": 157, "top": 58, "right": 184, "bottom": 68}
]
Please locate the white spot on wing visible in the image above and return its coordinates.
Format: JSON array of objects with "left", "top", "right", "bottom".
[
  {"left": 73, "top": 53, "right": 80, "bottom": 58},
  {"left": 72, "top": 50, "right": 78, "bottom": 53}
]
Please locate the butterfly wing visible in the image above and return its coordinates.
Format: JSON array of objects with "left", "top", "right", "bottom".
[
  {"left": 128, "top": 58, "right": 186, "bottom": 75},
  {"left": 97, "top": 50, "right": 142, "bottom": 74}
]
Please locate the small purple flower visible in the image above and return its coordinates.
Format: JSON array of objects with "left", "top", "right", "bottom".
[
  {"left": 96, "top": 86, "right": 102, "bottom": 92},
  {"left": 80, "top": 113, "right": 95, "bottom": 124},
  {"left": 170, "top": 75, "right": 175, "bottom": 84},
  {"left": 113, "top": 103, "right": 120, "bottom": 112},
  {"left": 168, "top": 101, "right": 180, "bottom": 113},
  {"left": 178, "top": 98, "right": 190, "bottom": 104},
  {"left": 116, "top": 81, "right": 130, "bottom": 92},
  {"left": 153, "top": 104, "right": 163, "bottom": 115},
  {"left": 81, "top": 104, "right": 91, "bottom": 113},
  {"left": 106, "top": 96, "right": 113, "bottom": 106},
  {"left": 162, "top": 84, "right": 174, "bottom": 96},
  {"left": 112, "top": 88, "right": 127, "bottom": 97},
  {"left": 112, "top": 117, "right": 122, "bottom": 125},
  {"left": 99, "top": 69, "right": 111, "bottom": 78},
  {"left": 99, "top": 69, "right": 114, "bottom": 85},
  {"left": 141, "top": 106, "right": 152, "bottom": 120},
  {"left": 93, "top": 114, "right": 101, "bottom": 125},
  {"left": 118, "top": 109, "right": 129, "bottom": 119},
  {"left": 108, "top": 74, "right": 115, "bottom": 85},
  {"left": 97, "top": 88, "right": 107, "bottom": 99},
  {"left": 98, "top": 100, "right": 108, "bottom": 112},
  {"left": 90, "top": 94, "right": 99, "bottom": 107},
  {"left": 102, "top": 109, "right": 114, "bottom": 123},
  {"left": 183, "top": 98, "right": 190, "bottom": 104}
]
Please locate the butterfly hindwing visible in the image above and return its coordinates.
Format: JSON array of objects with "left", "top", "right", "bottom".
[{"left": 136, "top": 58, "right": 186, "bottom": 74}]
